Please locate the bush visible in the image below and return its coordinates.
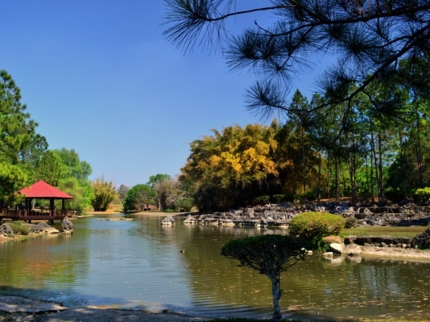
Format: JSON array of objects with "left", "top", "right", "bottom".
[
  {"left": 175, "top": 198, "right": 194, "bottom": 212},
  {"left": 7, "top": 221, "right": 30, "bottom": 235},
  {"left": 289, "top": 212, "right": 346, "bottom": 250},
  {"left": 253, "top": 195, "right": 270, "bottom": 205},
  {"left": 411, "top": 187, "right": 430, "bottom": 203},
  {"left": 290, "top": 212, "right": 346, "bottom": 237},
  {"left": 345, "top": 217, "right": 358, "bottom": 228}
]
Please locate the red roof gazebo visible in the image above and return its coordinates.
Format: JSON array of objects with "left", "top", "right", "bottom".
[{"left": 1, "top": 180, "right": 74, "bottom": 223}]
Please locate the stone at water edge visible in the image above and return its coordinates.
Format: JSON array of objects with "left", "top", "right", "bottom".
[
  {"left": 29, "top": 222, "right": 59, "bottom": 234},
  {"left": 343, "top": 243, "right": 362, "bottom": 255},
  {"left": 0, "top": 223, "right": 14, "bottom": 237},
  {"left": 62, "top": 216, "right": 74, "bottom": 232},
  {"left": 161, "top": 216, "right": 175, "bottom": 225},
  {"left": 330, "top": 243, "right": 344, "bottom": 254}
]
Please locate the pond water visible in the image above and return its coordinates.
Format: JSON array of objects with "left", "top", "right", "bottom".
[{"left": 1, "top": 214, "right": 430, "bottom": 320}]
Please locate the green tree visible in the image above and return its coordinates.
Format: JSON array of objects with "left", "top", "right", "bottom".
[
  {"left": 164, "top": 0, "right": 430, "bottom": 134},
  {"left": 91, "top": 176, "right": 117, "bottom": 211},
  {"left": 0, "top": 70, "right": 48, "bottom": 199},
  {"left": 221, "top": 235, "right": 306, "bottom": 322},
  {"left": 123, "top": 184, "right": 156, "bottom": 212}
]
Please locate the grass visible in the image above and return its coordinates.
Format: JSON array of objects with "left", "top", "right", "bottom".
[{"left": 341, "top": 225, "right": 428, "bottom": 238}]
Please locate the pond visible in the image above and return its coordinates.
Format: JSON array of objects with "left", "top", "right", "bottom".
[{"left": 1, "top": 214, "right": 430, "bottom": 320}]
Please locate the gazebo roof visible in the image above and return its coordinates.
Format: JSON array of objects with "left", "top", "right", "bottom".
[{"left": 19, "top": 180, "right": 74, "bottom": 199}]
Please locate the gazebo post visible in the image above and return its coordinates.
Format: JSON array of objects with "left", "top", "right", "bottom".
[
  {"left": 49, "top": 199, "right": 54, "bottom": 225},
  {"left": 62, "top": 199, "right": 65, "bottom": 217}
]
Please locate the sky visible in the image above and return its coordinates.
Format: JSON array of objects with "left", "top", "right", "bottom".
[{"left": 1, "top": 1, "right": 325, "bottom": 187}]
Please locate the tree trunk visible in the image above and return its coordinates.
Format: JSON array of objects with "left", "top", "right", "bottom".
[
  {"left": 370, "top": 121, "right": 375, "bottom": 203},
  {"left": 268, "top": 275, "right": 283, "bottom": 322},
  {"left": 378, "top": 131, "right": 384, "bottom": 204},
  {"left": 301, "top": 128, "right": 306, "bottom": 193},
  {"left": 317, "top": 151, "right": 322, "bottom": 202}
]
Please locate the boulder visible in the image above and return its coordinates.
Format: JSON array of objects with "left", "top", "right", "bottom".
[
  {"left": 411, "top": 227, "right": 430, "bottom": 249},
  {"left": 184, "top": 215, "right": 197, "bottom": 224},
  {"left": 161, "top": 216, "right": 175, "bottom": 225},
  {"left": 29, "top": 222, "right": 59, "bottom": 234},
  {"left": 61, "top": 216, "right": 74, "bottom": 233},
  {"left": 0, "top": 223, "right": 14, "bottom": 237},
  {"left": 343, "top": 243, "right": 362, "bottom": 256},
  {"left": 330, "top": 243, "right": 344, "bottom": 254}
]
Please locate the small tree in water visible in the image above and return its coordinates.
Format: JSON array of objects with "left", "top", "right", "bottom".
[{"left": 221, "top": 235, "right": 306, "bottom": 321}]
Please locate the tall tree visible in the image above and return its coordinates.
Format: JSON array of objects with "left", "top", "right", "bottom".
[
  {"left": 123, "top": 184, "right": 156, "bottom": 212},
  {"left": 0, "top": 70, "right": 48, "bottom": 200},
  {"left": 164, "top": 0, "right": 430, "bottom": 134}
]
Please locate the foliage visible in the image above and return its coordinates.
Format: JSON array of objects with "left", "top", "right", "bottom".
[
  {"left": 164, "top": 0, "right": 430, "bottom": 136},
  {"left": 175, "top": 197, "right": 194, "bottom": 212},
  {"left": 91, "top": 176, "right": 117, "bottom": 211},
  {"left": 152, "top": 176, "right": 183, "bottom": 211},
  {"left": 0, "top": 164, "right": 27, "bottom": 204},
  {"left": 123, "top": 184, "right": 155, "bottom": 212},
  {"left": 345, "top": 217, "right": 358, "bottom": 229},
  {"left": 180, "top": 122, "right": 311, "bottom": 210},
  {"left": 289, "top": 212, "right": 346, "bottom": 250},
  {"left": 254, "top": 195, "right": 270, "bottom": 205},
  {"left": 221, "top": 234, "right": 306, "bottom": 321},
  {"left": 0, "top": 70, "right": 48, "bottom": 200},
  {"left": 411, "top": 187, "right": 430, "bottom": 204},
  {"left": 7, "top": 221, "right": 30, "bottom": 235}
]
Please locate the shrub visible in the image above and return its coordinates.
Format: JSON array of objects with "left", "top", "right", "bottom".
[
  {"left": 289, "top": 212, "right": 346, "bottom": 250},
  {"left": 175, "top": 198, "right": 194, "bottom": 212},
  {"left": 290, "top": 212, "right": 346, "bottom": 237},
  {"left": 272, "top": 194, "right": 285, "bottom": 203},
  {"left": 345, "top": 216, "right": 358, "bottom": 228},
  {"left": 253, "top": 195, "right": 270, "bottom": 205},
  {"left": 411, "top": 187, "right": 430, "bottom": 204},
  {"left": 7, "top": 221, "right": 30, "bottom": 235}
]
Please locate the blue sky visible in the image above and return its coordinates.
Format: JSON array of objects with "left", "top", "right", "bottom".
[{"left": 2, "top": 1, "right": 324, "bottom": 187}]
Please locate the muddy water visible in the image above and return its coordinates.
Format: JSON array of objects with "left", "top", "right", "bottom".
[{"left": 0, "top": 215, "right": 429, "bottom": 320}]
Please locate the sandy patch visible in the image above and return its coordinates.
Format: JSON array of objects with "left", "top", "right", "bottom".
[{"left": 359, "top": 245, "right": 430, "bottom": 261}]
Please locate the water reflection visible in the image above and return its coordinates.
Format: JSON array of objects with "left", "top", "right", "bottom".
[{"left": 0, "top": 215, "right": 429, "bottom": 320}]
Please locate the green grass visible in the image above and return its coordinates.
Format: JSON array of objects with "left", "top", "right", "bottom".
[{"left": 341, "top": 225, "right": 427, "bottom": 238}]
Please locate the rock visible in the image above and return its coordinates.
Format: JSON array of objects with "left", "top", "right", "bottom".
[
  {"left": 255, "top": 219, "right": 268, "bottom": 228},
  {"left": 221, "top": 219, "right": 235, "bottom": 227},
  {"left": 411, "top": 227, "right": 430, "bottom": 249},
  {"left": 161, "top": 216, "right": 175, "bottom": 225},
  {"left": 307, "top": 250, "right": 313, "bottom": 255},
  {"left": 330, "top": 243, "right": 344, "bottom": 254},
  {"left": 0, "top": 295, "right": 67, "bottom": 314},
  {"left": 29, "top": 223, "right": 59, "bottom": 234},
  {"left": 61, "top": 216, "right": 74, "bottom": 233},
  {"left": 183, "top": 215, "right": 197, "bottom": 224},
  {"left": 0, "top": 223, "right": 14, "bottom": 237},
  {"left": 343, "top": 243, "right": 362, "bottom": 255},
  {"left": 343, "top": 235, "right": 357, "bottom": 245}
]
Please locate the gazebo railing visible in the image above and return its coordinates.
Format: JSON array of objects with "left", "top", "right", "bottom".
[{"left": 0, "top": 209, "right": 73, "bottom": 218}]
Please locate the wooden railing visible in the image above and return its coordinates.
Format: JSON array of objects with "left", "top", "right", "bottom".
[{"left": 0, "top": 209, "right": 73, "bottom": 218}]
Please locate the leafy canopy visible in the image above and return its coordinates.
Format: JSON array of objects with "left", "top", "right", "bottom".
[{"left": 164, "top": 0, "right": 430, "bottom": 133}]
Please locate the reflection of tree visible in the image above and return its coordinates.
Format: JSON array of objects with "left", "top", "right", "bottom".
[{"left": 0, "top": 233, "right": 85, "bottom": 289}]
